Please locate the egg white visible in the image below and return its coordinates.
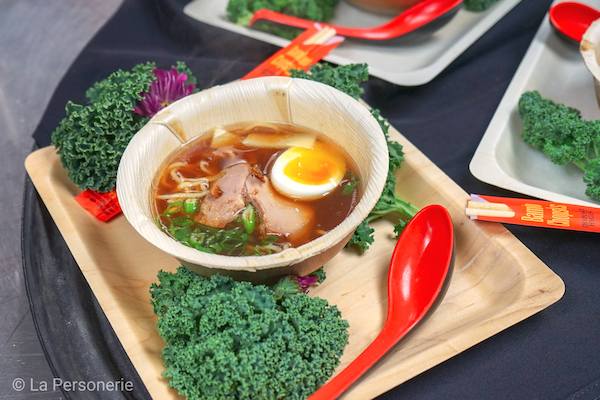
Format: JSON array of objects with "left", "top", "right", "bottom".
[{"left": 270, "top": 146, "right": 345, "bottom": 200}]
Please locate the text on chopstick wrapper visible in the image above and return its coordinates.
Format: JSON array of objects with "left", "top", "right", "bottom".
[{"left": 466, "top": 194, "right": 599, "bottom": 233}]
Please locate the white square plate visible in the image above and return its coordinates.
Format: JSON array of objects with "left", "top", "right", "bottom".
[
  {"left": 470, "top": 0, "right": 600, "bottom": 207},
  {"left": 184, "top": 0, "right": 522, "bottom": 86}
]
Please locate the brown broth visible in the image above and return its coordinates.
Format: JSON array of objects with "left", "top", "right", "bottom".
[{"left": 152, "top": 122, "right": 360, "bottom": 256}]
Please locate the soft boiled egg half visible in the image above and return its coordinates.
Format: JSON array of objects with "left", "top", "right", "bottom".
[{"left": 270, "top": 141, "right": 347, "bottom": 200}]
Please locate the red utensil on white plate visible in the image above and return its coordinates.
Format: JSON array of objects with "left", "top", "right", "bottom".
[{"left": 249, "top": 0, "right": 463, "bottom": 41}]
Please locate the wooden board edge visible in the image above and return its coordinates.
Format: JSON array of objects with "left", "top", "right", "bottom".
[{"left": 349, "top": 279, "right": 564, "bottom": 399}]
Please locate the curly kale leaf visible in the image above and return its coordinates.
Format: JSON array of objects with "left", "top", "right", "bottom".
[
  {"left": 519, "top": 91, "right": 600, "bottom": 201},
  {"left": 584, "top": 158, "right": 600, "bottom": 200},
  {"left": 347, "top": 220, "right": 374, "bottom": 253},
  {"left": 360, "top": 112, "right": 418, "bottom": 251},
  {"left": 291, "top": 63, "right": 369, "bottom": 99},
  {"left": 52, "top": 61, "right": 199, "bottom": 193},
  {"left": 371, "top": 108, "right": 405, "bottom": 170},
  {"left": 150, "top": 267, "right": 349, "bottom": 400},
  {"left": 51, "top": 62, "right": 156, "bottom": 192},
  {"left": 519, "top": 91, "right": 596, "bottom": 165},
  {"left": 227, "top": 0, "right": 339, "bottom": 39},
  {"left": 293, "top": 63, "right": 419, "bottom": 252},
  {"left": 175, "top": 61, "right": 199, "bottom": 88}
]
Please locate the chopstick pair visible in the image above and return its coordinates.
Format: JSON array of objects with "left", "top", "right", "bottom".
[
  {"left": 242, "top": 24, "right": 343, "bottom": 79},
  {"left": 467, "top": 194, "right": 600, "bottom": 233}
]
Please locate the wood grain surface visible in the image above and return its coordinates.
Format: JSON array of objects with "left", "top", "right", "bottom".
[{"left": 25, "top": 124, "right": 565, "bottom": 400}]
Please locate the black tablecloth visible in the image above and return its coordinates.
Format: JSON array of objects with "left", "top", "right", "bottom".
[{"left": 24, "top": 0, "right": 600, "bottom": 399}]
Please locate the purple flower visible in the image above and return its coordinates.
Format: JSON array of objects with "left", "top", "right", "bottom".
[
  {"left": 296, "top": 275, "right": 319, "bottom": 293},
  {"left": 134, "top": 68, "right": 196, "bottom": 117}
]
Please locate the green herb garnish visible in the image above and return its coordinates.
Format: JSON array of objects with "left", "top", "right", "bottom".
[
  {"left": 163, "top": 215, "right": 248, "bottom": 255},
  {"left": 341, "top": 174, "right": 358, "bottom": 196},
  {"left": 519, "top": 91, "right": 600, "bottom": 201},
  {"left": 183, "top": 199, "right": 198, "bottom": 214},
  {"left": 291, "top": 63, "right": 369, "bottom": 100},
  {"left": 241, "top": 204, "right": 256, "bottom": 234},
  {"left": 226, "top": 0, "right": 340, "bottom": 39},
  {"left": 51, "top": 61, "right": 198, "bottom": 192},
  {"left": 51, "top": 63, "right": 155, "bottom": 192},
  {"left": 253, "top": 234, "right": 282, "bottom": 255},
  {"left": 163, "top": 200, "right": 184, "bottom": 216},
  {"left": 151, "top": 267, "right": 349, "bottom": 400},
  {"left": 161, "top": 213, "right": 288, "bottom": 256}
]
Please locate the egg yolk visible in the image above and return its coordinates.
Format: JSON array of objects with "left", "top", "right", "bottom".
[{"left": 282, "top": 143, "right": 346, "bottom": 185}]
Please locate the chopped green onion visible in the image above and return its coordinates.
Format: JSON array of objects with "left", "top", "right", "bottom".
[
  {"left": 341, "top": 175, "right": 358, "bottom": 196},
  {"left": 165, "top": 214, "right": 250, "bottom": 256},
  {"left": 163, "top": 200, "right": 184, "bottom": 216},
  {"left": 261, "top": 235, "right": 279, "bottom": 245},
  {"left": 183, "top": 198, "right": 198, "bottom": 214},
  {"left": 242, "top": 204, "right": 256, "bottom": 235}
]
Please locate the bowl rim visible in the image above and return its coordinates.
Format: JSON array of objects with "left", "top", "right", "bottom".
[
  {"left": 116, "top": 76, "right": 389, "bottom": 272},
  {"left": 581, "top": 19, "right": 600, "bottom": 81}
]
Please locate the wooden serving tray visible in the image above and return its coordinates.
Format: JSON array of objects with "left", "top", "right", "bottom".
[{"left": 25, "top": 126, "right": 565, "bottom": 399}]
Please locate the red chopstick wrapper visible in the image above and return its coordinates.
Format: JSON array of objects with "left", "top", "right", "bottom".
[
  {"left": 466, "top": 194, "right": 600, "bottom": 233},
  {"left": 75, "top": 190, "right": 122, "bottom": 222},
  {"left": 75, "top": 25, "right": 342, "bottom": 222},
  {"left": 242, "top": 24, "right": 344, "bottom": 79}
]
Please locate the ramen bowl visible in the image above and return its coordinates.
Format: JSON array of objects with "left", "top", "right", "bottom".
[{"left": 116, "top": 76, "right": 388, "bottom": 281}]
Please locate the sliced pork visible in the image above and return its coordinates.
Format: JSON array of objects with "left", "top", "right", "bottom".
[
  {"left": 196, "top": 163, "right": 250, "bottom": 228},
  {"left": 245, "top": 175, "right": 315, "bottom": 245}
]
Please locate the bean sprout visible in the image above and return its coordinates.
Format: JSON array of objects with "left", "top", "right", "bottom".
[
  {"left": 180, "top": 176, "right": 210, "bottom": 183},
  {"left": 199, "top": 160, "right": 212, "bottom": 174},
  {"left": 166, "top": 162, "right": 187, "bottom": 183},
  {"left": 256, "top": 242, "right": 291, "bottom": 254},
  {"left": 170, "top": 169, "right": 183, "bottom": 183},
  {"left": 176, "top": 180, "right": 209, "bottom": 191},
  {"left": 156, "top": 192, "right": 208, "bottom": 200}
]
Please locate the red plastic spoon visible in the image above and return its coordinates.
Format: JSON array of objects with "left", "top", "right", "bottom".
[
  {"left": 549, "top": 1, "right": 600, "bottom": 42},
  {"left": 249, "top": 0, "right": 463, "bottom": 41},
  {"left": 309, "top": 205, "right": 454, "bottom": 400}
]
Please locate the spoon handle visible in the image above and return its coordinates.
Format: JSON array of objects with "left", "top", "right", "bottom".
[
  {"left": 309, "top": 205, "right": 454, "bottom": 399},
  {"left": 308, "top": 325, "right": 400, "bottom": 400},
  {"left": 249, "top": 0, "right": 462, "bottom": 41}
]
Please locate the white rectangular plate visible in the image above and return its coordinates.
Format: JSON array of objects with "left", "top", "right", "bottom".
[
  {"left": 470, "top": 0, "right": 600, "bottom": 207},
  {"left": 184, "top": 0, "right": 522, "bottom": 86}
]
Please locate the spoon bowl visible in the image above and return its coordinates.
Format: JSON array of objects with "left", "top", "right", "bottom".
[
  {"left": 309, "top": 204, "right": 454, "bottom": 400},
  {"left": 549, "top": 1, "right": 600, "bottom": 43},
  {"left": 249, "top": 0, "right": 463, "bottom": 41}
]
